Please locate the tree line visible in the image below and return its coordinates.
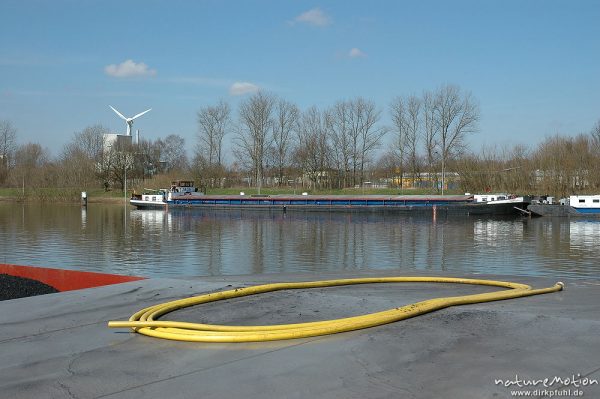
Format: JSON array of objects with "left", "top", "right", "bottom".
[
  {"left": 1, "top": 85, "right": 599, "bottom": 199},
  {"left": 0, "top": 121, "right": 188, "bottom": 192},
  {"left": 454, "top": 129, "right": 600, "bottom": 198},
  {"left": 194, "top": 85, "right": 478, "bottom": 191}
]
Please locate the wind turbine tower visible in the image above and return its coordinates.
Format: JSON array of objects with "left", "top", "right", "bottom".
[{"left": 109, "top": 105, "right": 151, "bottom": 138}]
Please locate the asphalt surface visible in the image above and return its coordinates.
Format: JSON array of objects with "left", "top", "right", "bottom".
[{"left": 0, "top": 274, "right": 59, "bottom": 301}]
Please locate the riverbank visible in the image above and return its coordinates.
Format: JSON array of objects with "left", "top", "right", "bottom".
[
  {"left": 0, "top": 186, "right": 464, "bottom": 204},
  {"left": 0, "top": 188, "right": 126, "bottom": 204},
  {"left": 1, "top": 270, "right": 598, "bottom": 398},
  {"left": 0, "top": 195, "right": 126, "bottom": 204}
]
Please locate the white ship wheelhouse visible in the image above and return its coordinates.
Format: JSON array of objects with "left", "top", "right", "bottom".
[{"left": 569, "top": 195, "right": 600, "bottom": 209}]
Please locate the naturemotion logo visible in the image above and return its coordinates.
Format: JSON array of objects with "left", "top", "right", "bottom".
[{"left": 494, "top": 374, "right": 598, "bottom": 397}]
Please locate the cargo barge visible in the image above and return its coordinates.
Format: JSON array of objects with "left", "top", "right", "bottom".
[
  {"left": 130, "top": 181, "right": 529, "bottom": 216},
  {"left": 528, "top": 195, "right": 600, "bottom": 217}
]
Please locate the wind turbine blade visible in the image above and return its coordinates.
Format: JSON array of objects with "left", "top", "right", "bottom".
[
  {"left": 109, "top": 105, "right": 128, "bottom": 121},
  {"left": 131, "top": 108, "right": 152, "bottom": 120}
]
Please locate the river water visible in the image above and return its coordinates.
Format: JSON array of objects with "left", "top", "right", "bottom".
[{"left": 1, "top": 203, "right": 599, "bottom": 280}]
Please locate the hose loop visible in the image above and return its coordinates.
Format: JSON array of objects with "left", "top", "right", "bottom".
[{"left": 108, "top": 277, "right": 563, "bottom": 342}]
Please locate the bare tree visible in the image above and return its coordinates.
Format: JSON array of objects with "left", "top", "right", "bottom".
[
  {"left": 375, "top": 149, "right": 400, "bottom": 188},
  {"left": 572, "top": 134, "right": 592, "bottom": 191},
  {"left": 132, "top": 138, "right": 161, "bottom": 183},
  {"left": 591, "top": 119, "right": 600, "bottom": 153},
  {"left": 11, "top": 143, "right": 51, "bottom": 189},
  {"left": 72, "top": 124, "right": 105, "bottom": 160},
  {"left": 322, "top": 98, "right": 387, "bottom": 188},
  {"left": 194, "top": 99, "right": 231, "bottom": 189},
  {"left": 100, "top": 140, "right": 135, "bottom": 190},
  {"left": 156, "top": 134, "right": 188, "bottom": 172},
  {"left": 390, "top": 95, "right": 422, "bottom": 188},
  {"left": 295, "top": 106, "right": 331, "bottom": 189},
  {"left": 270, "top": 99, "right": 299, "bottom": 186},
  {"left": 405, "top": 96, "right": 421, "bottom": 185},
  {"left": 234, "top": 92, "right": 275, "bottom": 191},
  {"left": 59, "top": 124, "right": 107, "bottom": 187},
  {"left": 504, "top": 144, "right": 532, "bottom": 192},
  {"left": 196, "top": 100, "right": 230, "bottom": 167},
  {"left": 325, "top": 101, "right": 352, "bottom": 188},
  {"left": 589, "top": 120, "right": 600, "bottom": 190},
  {"left": 530, "top": 132, "right": 600, "bottom": 195},
  {"left": 433, "top": 85, "right": 479, "bottom": 194},
  {"left": 0, "top": 120, "right": 17, "bottom": 185},
  {"left": 351, "top": 98, "right": 387, "bottom": 186},
  {"left": 533, "top": 135, "right": 577, "bottom": 197},
  {"left": 422, "top": 90, "right": 439, "bottom": 189},
  {"left": 389, "top": 97, "right": 408, "bottom": 185}
]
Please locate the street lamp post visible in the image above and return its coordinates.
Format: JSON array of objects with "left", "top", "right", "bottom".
[
  {"left": 123, "top": 153, "right": 134, "bottom": 206},
  {"left": 257, "top": 164, "right": 261, "bottom": 195},
  {"left": 124, "top": 165, "right": 127, "bottom": 205},
  {"left": 441, "top": 151, "right": 445, "bottom": 196},
  {"left": 434, "top": 150, "right": 445, "bottom": 195},
  {"left": 123, "top": 153, "right": 134, "bottom": 233}
]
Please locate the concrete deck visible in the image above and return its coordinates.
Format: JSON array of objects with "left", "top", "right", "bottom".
[{"left": 1, "top": 272, "right": 598, "bottom": 399}]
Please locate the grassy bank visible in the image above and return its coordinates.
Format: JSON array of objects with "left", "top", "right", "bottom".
[
  {"left": 0, "top": 188, "right": 124, "bottom": 203},
  {"left": 0, "top": 186, "right": 461, "bottom": 203}
]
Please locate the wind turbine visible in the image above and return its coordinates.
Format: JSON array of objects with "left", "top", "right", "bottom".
[{"left": 109, "top": 105, "right": 151, "bottom": 136}]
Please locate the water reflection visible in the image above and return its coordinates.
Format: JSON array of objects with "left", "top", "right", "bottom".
[
  {"left": 569, "top": 220, "right": 600, "bottom": 251},
  {"left": 81, "top": 207, "right": 87, "bottom": 229},
  {"left": 130, "top": 209, "right": 172, "bottom": 231},
  {"left": 473, "top": 219, "right": 524, "bottom": 246},
  {"left": 0, "top": 203, "right": 599, "bottom": 280}
]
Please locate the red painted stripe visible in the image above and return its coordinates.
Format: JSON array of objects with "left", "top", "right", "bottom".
[{"left": 0, "top": 264, "right": 145, "bottom": 292}]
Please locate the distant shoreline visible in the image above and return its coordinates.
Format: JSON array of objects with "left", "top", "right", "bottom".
[
  {"left": 0, "top": 186, "right": 452, "bottom": 204},
  {"left": 0, "top": 195, "right": 126, "bottom": 204}
]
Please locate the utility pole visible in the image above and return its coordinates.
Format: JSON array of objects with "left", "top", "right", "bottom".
[{"left": 441, "top": 151, "right": 445, "bottom": 196}]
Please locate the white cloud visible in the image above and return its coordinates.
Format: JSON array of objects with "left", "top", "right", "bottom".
[
  {"left": 293, "top": 8, "right": 331, "bottom": 27},
  {"left": 349, "top": 48, "right": 367, "bottom": 58},
  {"left": 104, "top": 59, "right": 157, "bottom": 78},
  {"left": 229, "top": 82, "right": 259, "bottom": 96}
]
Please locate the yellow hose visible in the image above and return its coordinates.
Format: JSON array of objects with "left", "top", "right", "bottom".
[{"left": 108, "top": 277, "right": 564, "bottom": 343}]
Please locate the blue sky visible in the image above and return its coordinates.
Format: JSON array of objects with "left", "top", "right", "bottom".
[{"left": 1, "top": 0, "right": 599, "bottom": 159}]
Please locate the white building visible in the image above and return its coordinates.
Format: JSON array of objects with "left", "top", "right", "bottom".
[{"left": 102, "top": 134, "right": 132, "bottom": 154}]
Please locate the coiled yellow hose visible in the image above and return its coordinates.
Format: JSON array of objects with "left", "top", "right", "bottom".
[{"left": 108, "top": 277, "right": 563, "bottom": 343}]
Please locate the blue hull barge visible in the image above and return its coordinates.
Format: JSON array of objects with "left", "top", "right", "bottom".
[
  {"left": 528, "top": 195, "right": 600, "bottom": 218},
  {"left": 130, "top": 181, "right": 529, "bottom": 216}
]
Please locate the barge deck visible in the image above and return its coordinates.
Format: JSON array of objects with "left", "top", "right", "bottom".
[
  {"left": 1, "top": 271, "right": 598, "bottom": 398},
  {"left": 132, "top": 189, "right": 529, "bottom": 216}
]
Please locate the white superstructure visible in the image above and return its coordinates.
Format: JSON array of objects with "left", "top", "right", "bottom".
[
  {"left": 473, "top": 194, "right": 525, "bottom": 204},
  {"left": 131, "top": 181, "right": 202, "bottom": 208},
  {"left": 569, "top": 195, "right": 600, "bottom": 209}
]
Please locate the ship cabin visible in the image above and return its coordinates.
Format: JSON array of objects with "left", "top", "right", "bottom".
[
  {"left": 569, "top": 195, "right": 600, "bottom": 209},
  {"left": 473, "top": 194, "right": 512, "bottom": 203},
  {"left": 170, "top": 180, "right": 197, "bottom": 194}
]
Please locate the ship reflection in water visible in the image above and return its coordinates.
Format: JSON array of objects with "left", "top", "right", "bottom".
[
  {"left": 130, "top": 209, "right": 172, "bottom": 231},
  {"left": 569, "top": 220, "right": 600, "bottom": 252},
  {"left": 473, "top": 219, "right": 524, "bottom": 247},
  {"left": 0, "top": 203, "right": 598, "bottom": 279}
]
